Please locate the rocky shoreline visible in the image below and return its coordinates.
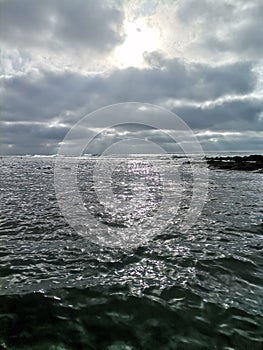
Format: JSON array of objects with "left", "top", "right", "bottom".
[{"left": 206, "top": 154, "right": 263, "bottom": 171}]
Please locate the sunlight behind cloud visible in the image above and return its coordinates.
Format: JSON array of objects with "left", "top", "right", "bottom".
[{"left": 114, "top": 18, "right": 160, "bottom": 68}]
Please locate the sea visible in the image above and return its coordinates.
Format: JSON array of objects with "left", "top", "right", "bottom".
[{"left": 0, "top": 151, "right": 262, "bottom": 350}]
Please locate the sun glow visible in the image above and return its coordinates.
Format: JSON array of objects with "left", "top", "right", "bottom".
[{"left": 115, "top": 19, "right": 160, "bottom": 68}]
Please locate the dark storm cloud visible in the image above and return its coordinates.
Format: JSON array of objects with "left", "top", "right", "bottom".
[{"left": 0, "top": 0, "right": 124, "bottom": 52}]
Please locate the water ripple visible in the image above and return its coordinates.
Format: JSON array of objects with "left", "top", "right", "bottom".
[{"left": 0, "top": 156, "right": 263, "bottom": 349}]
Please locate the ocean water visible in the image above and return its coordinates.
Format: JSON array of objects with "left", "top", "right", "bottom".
[{"left": 0, "top": 154, "right": 263, "bottom": 350}]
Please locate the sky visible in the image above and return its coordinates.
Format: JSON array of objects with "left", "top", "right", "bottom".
[{"left": 1, "top": 0, "right": 263, "bottom": 155}]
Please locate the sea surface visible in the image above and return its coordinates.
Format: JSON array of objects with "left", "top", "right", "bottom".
[{"left": 0, "top": 153, "right": 263, "bottom": 350}]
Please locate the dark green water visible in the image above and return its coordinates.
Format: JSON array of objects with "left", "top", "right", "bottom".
[{"left": 0, "top": 156, "right": 262, "bottom": 349}]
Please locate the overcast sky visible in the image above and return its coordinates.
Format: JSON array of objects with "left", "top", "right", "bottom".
[{"left": 1, "top": 0, "right": 263, "bottom": 155}]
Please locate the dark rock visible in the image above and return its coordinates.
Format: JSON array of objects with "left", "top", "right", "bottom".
[{"left": 206, "top": 155, "right": 263, "bottom": 171}]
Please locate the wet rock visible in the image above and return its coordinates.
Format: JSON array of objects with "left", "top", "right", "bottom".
[{"left": 206, "top": 155, "right": 263, "bottom": 171}]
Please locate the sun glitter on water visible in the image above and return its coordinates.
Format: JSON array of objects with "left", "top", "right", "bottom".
[{"left": 115, "top": 18, "right": 160, "bottom": 68}]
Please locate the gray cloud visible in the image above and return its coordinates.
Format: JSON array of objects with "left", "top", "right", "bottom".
[
  {"left": 175, "top": 0, "right": 263, "bottom": 58},
  {"left": 1, "top": 0, "right": 262, "bottom": 155},
  {"left": 175, "top": 99, "right": 263, "bottom": 131},
  {"left": 1, "top": 57, "right": 257, "bottom": 123},
  {"left": 0, "top": 0, "right": 124, "bottom": 53},
  {"left": 1, "top": 122, "right": 69, "bottom": 155},
  {"left": 110, "top": 55, "right": 255, "bottom": 102}
]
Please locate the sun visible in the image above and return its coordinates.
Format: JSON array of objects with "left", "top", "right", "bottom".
[{"left": 115, "top": 18, "right": 160, "bottom": 68}]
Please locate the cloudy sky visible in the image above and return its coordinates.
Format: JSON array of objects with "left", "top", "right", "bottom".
[{"left": 1, "top": 0, "right": 263, "bottom": 155}]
